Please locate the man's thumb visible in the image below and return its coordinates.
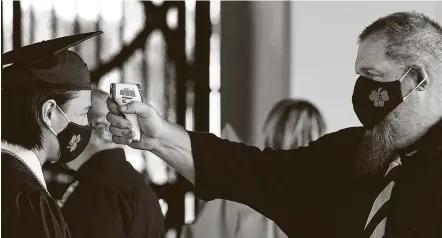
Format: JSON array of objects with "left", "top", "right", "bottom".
[{"left": 119, "top": 101, "right": 154, "bottom": 118}]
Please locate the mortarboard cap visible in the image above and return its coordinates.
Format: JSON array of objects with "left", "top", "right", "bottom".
[{"left": 2, "top": 31, "right": 102, "bottom": 91}]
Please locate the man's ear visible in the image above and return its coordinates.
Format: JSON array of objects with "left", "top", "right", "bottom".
[
  {"left": 41, "top": 99, "right": 57, "bottom": 128},
  {"left": 413, "top": 65, "right": 430, "bottom": 91}
]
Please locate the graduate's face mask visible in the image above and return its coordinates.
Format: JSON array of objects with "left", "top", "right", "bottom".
[
  {"left": 352, "top": 66, "right": 428, "bottom": 129},
  {"left": 48, "top": 105, "right": 92, "bottom": 163}
]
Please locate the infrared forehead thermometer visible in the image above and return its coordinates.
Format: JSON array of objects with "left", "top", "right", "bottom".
[{"left": 110, "top": 83, "right": 143, "bottom": 142}]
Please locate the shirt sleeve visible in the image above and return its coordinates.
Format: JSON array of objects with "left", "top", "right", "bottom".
[
  {"left": 2, "top": 191, "right": 71, "bottom": 238},
  {"left": 187, "top": 128, "right": 362, "bottom": 233}
]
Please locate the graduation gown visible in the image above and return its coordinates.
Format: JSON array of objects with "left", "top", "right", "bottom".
[
  {"left": 1, "top": 152, "right": 71, "bottom": 238},
  {"left": 60, "top": 148, "right": 165, "bottom": 238}
]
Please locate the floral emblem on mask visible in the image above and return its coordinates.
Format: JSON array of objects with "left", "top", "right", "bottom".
[
  {"left": 369, "top": 87, "right": 389, "bottom": 107},
  {"left": 67, "top": 134, "right": 81, "bottom": 152}
]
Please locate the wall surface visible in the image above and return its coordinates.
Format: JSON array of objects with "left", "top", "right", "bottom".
[
  {"left": 221, "top": 1, "right": 254, "bottom": 144},
  {"left": 250, "top": 1, "right": 291, "bottom": 147},
  {"left": 290, "top": 1, "right": 442, "bottom": 134},
  {"left": 221, "top": 1, "right": 290, "bottom": 146}
]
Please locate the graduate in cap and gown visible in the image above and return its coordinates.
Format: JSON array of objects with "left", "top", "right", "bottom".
[
  {"left": 1, "top": 31, "right": 101, "bottom": 238},
  {"left": 50, "top": 87, "right": 165, "bottom": 238}
]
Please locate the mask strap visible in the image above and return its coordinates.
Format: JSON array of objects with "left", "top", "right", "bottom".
[
  {"left": 48, "top": 126, "right": 57, "bottom": 136},
  {"left": 398, "top": 66, "right": 414, "bottom": 82},
  {"left": 56, "top": 105, "right": 71, "bottom": 123},
  {"left": 48, "top": 105, "right": 71, "bottom": 136},
  {"left": 403, "top": 77, "right": 428, "bottom": 100},
  {"left": 399, "top": 66, "right": 428, "bottom": 100}
]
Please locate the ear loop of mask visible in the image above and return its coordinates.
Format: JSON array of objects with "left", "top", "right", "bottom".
[
  {"left": 47, "top": 104, "right": 71, "bottom": 136},
  {"left": 398, "top": 66, "right": 429, "bottom": 100}
]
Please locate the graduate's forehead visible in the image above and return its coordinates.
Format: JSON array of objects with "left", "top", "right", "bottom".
[
  {"left": 91, "top": 92, "right": 110, "bottom": 117},
  {"left": 65, "top": 90, "right": 91, "bottom": 114}
]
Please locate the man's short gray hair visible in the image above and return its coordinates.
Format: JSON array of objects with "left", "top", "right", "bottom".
[{"left": 358, "top": 11, "right": 442, "bottom": 71}]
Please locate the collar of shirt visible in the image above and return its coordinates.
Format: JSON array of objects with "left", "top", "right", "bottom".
[
  {"left": 1, "top": 141, "right": 48, "bottom": 191},
  {"left": 384, "top": 156, "right": 402, "bottom": 176},
  {"left": 398, "top": 121, "right": 442, "bottom": 164}
]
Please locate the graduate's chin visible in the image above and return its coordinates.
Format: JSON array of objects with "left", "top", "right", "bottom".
[
  {"left": 46, "top": 155, "right": 60, "bottom": 164},
  {"left": 354, "top": 121, "right": 395, "bottom": 179}
]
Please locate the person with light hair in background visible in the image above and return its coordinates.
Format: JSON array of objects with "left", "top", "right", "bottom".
[
  {"left": 263, "top": 99, "right": 326, "bottom": 150},
  {"left": 180, "top": 99, "right": 326, "bottom": 238}
]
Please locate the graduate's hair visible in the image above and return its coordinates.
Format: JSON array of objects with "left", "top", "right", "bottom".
[
  {"left": 263, "top": 99, "right": 326, "bottom": 150},
  {"left": 1, "top": 88, "right": 78, "bottom": 151}
]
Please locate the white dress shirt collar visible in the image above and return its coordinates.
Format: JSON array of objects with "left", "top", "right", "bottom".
[{"left": 2, "top": 141, "right": 48, "bottom": 191}]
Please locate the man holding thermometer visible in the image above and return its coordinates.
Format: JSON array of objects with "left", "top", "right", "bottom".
[{"left": 107, "top": 11, "right": 442, "bottom": 238}]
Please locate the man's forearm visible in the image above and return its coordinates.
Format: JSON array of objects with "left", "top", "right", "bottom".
[{"left": 151, "top": 121, "right": 196, "bottom": 184}]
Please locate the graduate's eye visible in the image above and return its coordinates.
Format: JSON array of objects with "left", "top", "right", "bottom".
[{"left": 81, "top": 107, "right": 91, "bottom": 116}]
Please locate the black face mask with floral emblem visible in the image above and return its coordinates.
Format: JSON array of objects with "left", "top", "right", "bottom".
[
  {"left": 352, "top": 67, "right": 428, "bottom": 129},
  {"left": 50, "top": 105, "right": 92, "bottom": 163}
]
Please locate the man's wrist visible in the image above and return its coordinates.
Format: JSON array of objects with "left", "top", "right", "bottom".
[{"left": 151, "top": 120, "right": 188, "bottom": 153}]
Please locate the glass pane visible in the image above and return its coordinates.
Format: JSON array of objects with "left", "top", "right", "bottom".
[
  {"left": 2, "top": 0, "right": 13, "bottom": 53},
  {"left": 152, "top": 0, "right": 164, "bottom": 6},
  {"left": 98, "top": 69, "right": 121, "bottom": 94},
  {"left": 54, "top": 0, "right": 76, "bottom": 22},
  {"left": 79, "top": 19, "right": 98, "bottom": 68},
  {"left": 167, "top": 7, "right": 178, "bottom": 30},
  {"left": 185, "top": 81, "right": 195, "bottom": 131},
  {"left": 54, "top": 0, "right": 75, "bottom": 37},
  {"left": 99, "top": 0, "right": 123, "bottom": 24},
  {"left": 31, "top": 0, "right": 52, "bottom": 43},
  {"left": 123, "top": 1, "right": 144, "bottom": 44},
  {"left": 159, "top": 199, "right": 169, "bottom": 217},
  {"left": 78, "top": 0, "right": 99, "bottom": 22},
  {"left": 124, "top": 146, "right": 145, "bottom": 172},
  {"left": 209, "top": 90, "right": 221, "bottom": 137},
  {"left": 185, "top": 0, "right": 196, "bottom": 62},
  {"left": 210, "top": 0, "right": 221, "bottom": 137},
  {"left": 123, "top": 49, "right": 144, "bottom": 85},
  {"left": 146, "top": 30, "right": 166, "bottom": 115},
  {"left": 209, "top": 33, "right": 220, "bottom": 90},
  {"left": 165, "top": 229, "right": 177, "bottom": 238},
  {"left": 165, "top": 60, "right": 177, "bottom": 124},
  {"left": 184, "top": 192, "right": 196, "bottom": 224},
  {"left": 21, "top": 1, "right": 31, "bottom": 46},
  {"left": 145, "top": 153, "right": 168, "bottom": 185},
  {"left": 99, "top": 1, "right": 123, "bottom": 63},
  {"left": 210, "top": 0, "right": 221, "bottom": 25}
]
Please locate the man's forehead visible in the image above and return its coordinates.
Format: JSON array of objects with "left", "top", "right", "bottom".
[{"left": 355, "top": 38, "right": 388, "bottom": 72}]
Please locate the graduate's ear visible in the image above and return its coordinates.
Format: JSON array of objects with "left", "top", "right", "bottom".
[{"left": 41, "top": 99, "right": 57, "bottom": 128}]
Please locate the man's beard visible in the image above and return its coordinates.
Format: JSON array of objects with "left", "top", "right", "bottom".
[{"left": 354, "top": 121, "right": 396, "bottom": 179}]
